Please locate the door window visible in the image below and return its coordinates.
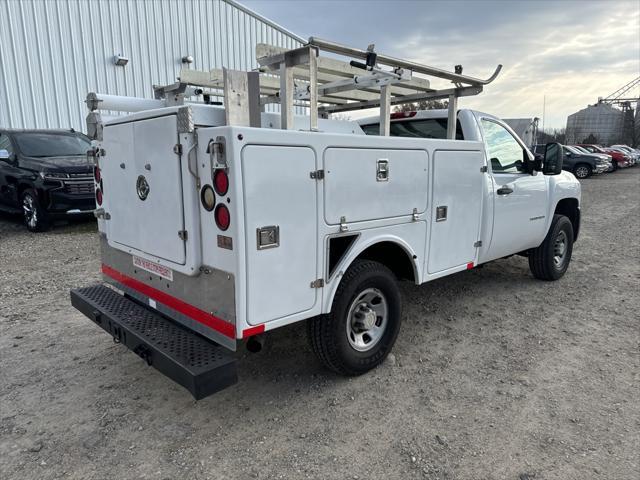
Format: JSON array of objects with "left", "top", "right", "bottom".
[{"left": 481, "top": 120, "right": 526, "bottom": 173}]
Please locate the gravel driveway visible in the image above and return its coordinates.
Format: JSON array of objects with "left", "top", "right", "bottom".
[{"left": 1, "top": 168, "right": 638, "bottom": 480}]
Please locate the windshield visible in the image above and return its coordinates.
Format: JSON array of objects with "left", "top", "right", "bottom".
[
  {"left": 573, "top": 146, "right": 590, "bottom": 154},
  {"left": 565, "top": 145, "right": 582, "bottom": 154},
  {"left": 13, "top": 132, "right": 90, "bottom": 157}
]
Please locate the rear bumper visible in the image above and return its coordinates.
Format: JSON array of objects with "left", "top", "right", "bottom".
[{"left": 70, "top": 284, "right": 237, "bottom": 399}]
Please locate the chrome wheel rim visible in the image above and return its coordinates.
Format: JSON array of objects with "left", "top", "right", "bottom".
[
  {"left": 575, "top": 166, "right": 589, "bottom": 178},
  {"left": 346, "top": 288, "right": 388, "bottom": 352},
  {"left": 553, "top": 230, "right": 568, "bottom": 268},
  {"left": 22, "top": 195, "right": 37, "bottom": 229}
]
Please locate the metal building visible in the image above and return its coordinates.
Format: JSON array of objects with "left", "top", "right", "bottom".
[
  {"left": 0, "top": 0, "right": 304, "bottom": 131},
  {"left": 565, "top": 102, "right": 625, "bottom": 146},
  {"left": 503, "top": 118, "right": 538, "bottom": 147}
]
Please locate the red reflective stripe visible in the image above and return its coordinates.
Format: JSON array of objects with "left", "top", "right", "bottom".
[
  {"left": 101, "top": 264, "right": 235, "bottom": 339},
  {"left": 242, "top": 324, "right": 265, "bottom": 339},
  {"left": 466, "top": 262, "right": 474, "bottom": 270}
]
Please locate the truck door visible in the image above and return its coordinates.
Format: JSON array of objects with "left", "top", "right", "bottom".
[
  {"left": 480, "top": 118, "right": 547, "bottom": 260},
  {"left": 242, "top": 145, "right": 318, "bottom": 325}
]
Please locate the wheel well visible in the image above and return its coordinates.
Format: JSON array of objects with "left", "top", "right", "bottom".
[
  {"left": 355, "top": 241, "right": 417, "bottom": 283},
  {"left": 554, "top": 198, "right": 580, "bottom": 241},
  {"left": 18, "top": 183, "right": 32, "bottom": 197}
]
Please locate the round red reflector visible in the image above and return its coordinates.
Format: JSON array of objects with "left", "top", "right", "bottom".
[
  {"left": 96, "top": 188, "right": 103, "bottom": 206},
  {"left": 213, "top": 169, "right": 229, "bottom": 195},
  {"left": 94, "top": 166, "right": 101, "bottom": 183},
  {"left": 215, "top": 204, "right": 230, "bottom": 231}
]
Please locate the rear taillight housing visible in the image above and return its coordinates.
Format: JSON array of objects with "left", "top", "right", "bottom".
[
  {"left": 94, "top": 166, "right": 101, "bottom": 183},
  {"left": 215, "top": 204, "right": 230, "bottom": 231},
  {"left": 95, "top": 188, "right": 103, "bottom": 206},
  {"left": 213, "top": 169, "right": 229, "bottom": 196}
]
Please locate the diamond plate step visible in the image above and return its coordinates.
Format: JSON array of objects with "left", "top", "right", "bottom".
[{"left": 70, "top": 284, "right": 237, "bottom": 399}]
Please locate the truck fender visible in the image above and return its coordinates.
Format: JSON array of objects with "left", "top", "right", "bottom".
[{"left": 322, "top": 235, "right": 420, "bottom": 313}]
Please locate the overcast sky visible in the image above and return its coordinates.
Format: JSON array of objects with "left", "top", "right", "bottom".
[{"left": 243, "top": 0, "right": 640, "bottom": 128}]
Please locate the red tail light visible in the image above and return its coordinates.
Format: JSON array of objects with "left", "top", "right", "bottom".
[
  {"left": 215, "top": 204, "right": 230, "bottom": 231},
  {"left": 95, "top": 188, "right": 103, "bottom": 206},
  {"left": 213, "top": 169, "right": 229, "bottom": 196},
  {"left": 94, "top": 166, "right": 101, "bottom": 183}
]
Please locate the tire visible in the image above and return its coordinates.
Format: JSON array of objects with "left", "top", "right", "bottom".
[
  {"left": 21, "top": 189, "right": 49, "bottom": 232},
  {"left": 307, "top": 259, "right": 402, "bottom": 375},
  {"left": 612, "top": 161, "right": 619, "bottom": 171},
  {"left": 528, "top": 214, "right": 573, "bottom": 281},
  {"left": 573, "top": 163, "right": 591, "bottom": 179}
]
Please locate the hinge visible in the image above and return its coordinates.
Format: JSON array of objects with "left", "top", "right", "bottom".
[
  {"left": 480, "top": 166, "right": 488, "bottom": 173},
  {"left": 178, "top": 230, "right": 188, "bottom": 241},
  {"left": 173, "top": 143, "right": 183, "bottom": 155},
  {"left": 310, "top": 279, "right": 324, "bottom": 288},
  {"left": 310, "top": 169, "right": 324, "bottom": 180},
  {"left": 339, "top": 216, "right": 348, "bottom": 232},
  {"left": 474, "top": 240, "right": 482, "bottom": 247},
  {"left": 412, "top": 208, "right": 419, "bottom": 221}
]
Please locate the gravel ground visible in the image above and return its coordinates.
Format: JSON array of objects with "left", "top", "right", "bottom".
[{"left": 1, "top": 168, "right": 639, "bottom": 480}]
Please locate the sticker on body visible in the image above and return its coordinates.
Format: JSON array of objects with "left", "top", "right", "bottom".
[{"left": 132, "top": 255, "right": 173, "bottom": 281}]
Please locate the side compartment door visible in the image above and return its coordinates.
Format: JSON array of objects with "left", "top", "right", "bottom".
[
  {"left": 242, "top": 145, "right": 317, "bottom": 325},
  {"left": 427, "top": 149, "right": 485, "bottom": 274}
]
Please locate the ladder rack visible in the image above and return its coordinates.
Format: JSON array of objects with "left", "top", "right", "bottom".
[{"left": 87, "top": 37, "right": 502, "bottom": 140}]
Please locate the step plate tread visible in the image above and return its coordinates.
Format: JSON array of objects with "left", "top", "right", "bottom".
[{"left": 70, "top": 284, "right": 237, "bottom": 399}]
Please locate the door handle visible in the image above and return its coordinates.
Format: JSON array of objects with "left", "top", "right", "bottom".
[{"left": 496, "top": 186, "right": 514, "bottom": 195}]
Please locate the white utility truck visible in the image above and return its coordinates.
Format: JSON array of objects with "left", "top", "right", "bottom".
[{"left": 71, "top": 39, "right": 581, "bottom": 399}]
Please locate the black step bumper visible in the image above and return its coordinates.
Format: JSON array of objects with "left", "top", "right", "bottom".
[{"left": 70, "top": 285, "right": 237, "bottom": 400}]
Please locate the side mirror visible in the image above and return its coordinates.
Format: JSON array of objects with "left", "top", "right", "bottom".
[
  {"left": 0, "top": 149, "right": 10, "bottom": 160},
  {"left": 543, "top": 143, "right": 563, "bottom": 175},
  {"left": 523, "top": 149, "right": 542, "bottom": 174}
]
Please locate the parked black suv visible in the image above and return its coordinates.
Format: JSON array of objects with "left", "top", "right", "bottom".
[{"left": 0, "top": 129, "right": 95, "bottom": 231}]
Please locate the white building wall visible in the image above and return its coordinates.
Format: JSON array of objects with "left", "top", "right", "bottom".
[{"left": 0, "top": 0, "right": 303, "bottom": 131}]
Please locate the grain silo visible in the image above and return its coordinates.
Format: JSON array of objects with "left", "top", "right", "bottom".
[{"left": 565, "top": 102, "right": 624, "bottom": 146}]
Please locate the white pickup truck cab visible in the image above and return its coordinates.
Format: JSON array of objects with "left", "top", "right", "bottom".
[{"left": 70, "top": 40, "right": 581, "bottom": 399}]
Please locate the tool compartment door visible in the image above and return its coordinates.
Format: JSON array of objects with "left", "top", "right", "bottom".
[
  {"left": 103, "top": 115, "right": 186, "bottom": 264},
  {"left": 427, "top": 149, "right": 484, "bottom": 274},
  {"left": 323, "top": 148, "right": 428, "bottom": 224},
  {"left": 242, "top": 145, "right": 318, "bottom": 324}
]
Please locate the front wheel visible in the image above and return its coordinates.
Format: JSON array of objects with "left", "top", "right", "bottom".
[
  {"left": 21, "top": 189, "right": 49, "bottom": 232},
  {"left": 528, "top": 214, "right": 573, "bottom": 281},
  {"left": 307, "top": 259, "right": 402, "bottom": 375},
  {"left": 573, "top": 164, "right": 592, "bottom": 179}
]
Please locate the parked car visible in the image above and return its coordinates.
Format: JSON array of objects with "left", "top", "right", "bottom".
[
  {"left": 571, "top": 145, "right": 613, "bottom": 172},
  {"left": 0, "top": 129, "right": 95, "bottom": 231},
  {"left": 605, "top": 147, "right": 635, "bottom": 167},
  {"left": 531, "top": 144, "right": 608, "bottom": 178},
  {"left": 610, "top": 145, "right": 639, "bottom": 165},
  {"left": 577, "top": 144, "right": 630, "bottom": 170}
]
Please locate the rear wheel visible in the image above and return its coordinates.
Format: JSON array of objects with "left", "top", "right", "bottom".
[
  {"left": 528, "top": 214, "right": 573, "bottom": 281},
  {"left": 21, "top": 189, "right": 49, "bottom": 232},
  {"left": 307, "top": 260, "right": 402, "bottom": 375},
  {"left": 573, "top": 164, "right": 591, "bottom": 179}
]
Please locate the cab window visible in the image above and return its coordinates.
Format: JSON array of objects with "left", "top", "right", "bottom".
[
  {"left": 481, "top": 119, "right": 526, "bottom": 174},
  {"left": 361, "top": 119, "right": 464, "bottom": 140}
]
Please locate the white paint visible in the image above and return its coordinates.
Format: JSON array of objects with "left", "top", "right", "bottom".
[{"left": 95, "top": 105, "right": 581, "bottom": 342}]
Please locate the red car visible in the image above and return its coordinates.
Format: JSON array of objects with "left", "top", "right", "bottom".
[{"left": 578, "top": 144, "right": 630, "bottom": 169}]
